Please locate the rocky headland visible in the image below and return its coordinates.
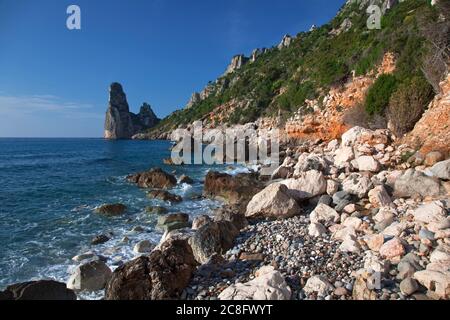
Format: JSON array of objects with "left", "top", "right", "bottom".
[
  {"left": 104, "top": 83, "right": 160, "bottom": 140},
  {"left": 3, "top": 123, "right": 448, "bottom": 301},
  {"left": 1, "top": 0, "right": 449, "bottom": 301}
]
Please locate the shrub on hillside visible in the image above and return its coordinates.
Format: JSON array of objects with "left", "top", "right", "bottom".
[
  {"left": 365, "top": 74, "right": 397, "bottom": 115},
  {"left": 387, "top": 75, "right": 433, "bottom": 136},
  {"left": 343, "top": 103, "right": 370, "bottom": 128}
]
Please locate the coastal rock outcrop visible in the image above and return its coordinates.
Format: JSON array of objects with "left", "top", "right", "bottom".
[
  {"left": 224, "top": 55, "right": 249, "bottom": 75},
  {"left": 137, "top": 103, "right": 159, "bottom": 128},
  {"left": 250, "top": 48, "right": 264, "bottom": 62},
  {"left": 157, "top": 213, "right": 190, "bottom": 232},
  {"left": 104, "top": 83, "right": 160, "bottom": 139},
  {"left": 105, "top": 238, "right": 197, "bottom": 300},
  {"left": 95, "top": 203, "right": 127, "bottom": 217},
  {"left": 67, "top": 260, "right": 112, "bottom": 292},
  {"left": 203, "top": 171, "right": 263, "bottom": 208},
  {"left": 0, "top": 280, "right": 77, "bottom": 300},
  {"left": 147, "top": 190, "right": 183, "bottom": 203},
  {"left": 186, "top": 92, "right": 201, "bottom": 109},
  {"left": 128, "top": 168, "right": 177, "bottom": 189},
  {"left": 277, "top": 35, "right": 293, "bottom": 49}
]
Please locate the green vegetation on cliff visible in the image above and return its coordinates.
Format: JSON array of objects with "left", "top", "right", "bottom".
[{"left": 149, "top": 0, "right": 448, "bottom": 138}]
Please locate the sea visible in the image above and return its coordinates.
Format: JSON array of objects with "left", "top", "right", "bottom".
[{"left": 0, "top": 138, "right": 250, "bottom": 299}]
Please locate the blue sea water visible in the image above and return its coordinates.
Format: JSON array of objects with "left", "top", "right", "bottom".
[{"left": 0, "top": 138, "right": 245, "bottom": 295}]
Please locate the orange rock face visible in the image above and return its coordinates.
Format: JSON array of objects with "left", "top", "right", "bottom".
[
  {"left": 285, "top": 53, "right": 397, "bottom": 142},
  {"left": 404, "top": 73, "right": 450, "bottom": 157}
]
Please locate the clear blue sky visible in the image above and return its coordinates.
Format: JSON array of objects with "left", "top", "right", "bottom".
[{"left": 0, "top": 0, "right": 345, "bottom": 137}]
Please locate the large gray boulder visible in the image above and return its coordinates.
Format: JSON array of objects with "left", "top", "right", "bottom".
[
  {"left": 413, "top": 201, "right": 448, "bottom": 224},
  {"left": 188, "top": 220, "right": 239, "bottom": 264},
  {"left": 203, "top": 171, "right": 263, "bottom": 208},
  {"left": 67, "top": 260, "right": 112, "bottom": 292},
  {"left": 430, "top": 159, "right": 450, "bottom": 180},
  {"left": 294, "top": 153, "right": 329, "bottom": 174},
  {"left": 280, "top": 170, "right": 327, "bottom": 201},
  {"left": 394, "top": 169, "right": 443, "bottom": 198},
  {"left": 246, "top": 183, "right": 301, "bottom": 219}
]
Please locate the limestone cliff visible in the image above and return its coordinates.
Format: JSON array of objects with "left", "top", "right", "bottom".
[
  {"left": 145, "top": 0, "right": 448, "bottom": 146},
  {"left": 225, "top": 55, "right": 249, "bottom": 75},
  {"left": 104, "top": 83, "right": 160, "bottom": 139}
]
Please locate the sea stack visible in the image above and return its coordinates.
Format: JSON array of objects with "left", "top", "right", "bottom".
[
  {"left": 104, "top": 83, "right": 160, "bottom": 139},
  {"left": 138, "top": 103, "right": 159, "bottom": 128}
]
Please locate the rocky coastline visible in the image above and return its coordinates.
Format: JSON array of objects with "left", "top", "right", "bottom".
[{"left": 2, "top": 125, "right": 449, "bottom": 301}]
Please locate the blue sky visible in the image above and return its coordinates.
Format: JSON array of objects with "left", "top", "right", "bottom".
[{"left": 0, "top": 0, "right": 345, "bottom": 137}]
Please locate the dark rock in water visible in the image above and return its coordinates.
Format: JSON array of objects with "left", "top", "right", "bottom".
[
  {"left": 188, "top": 220, "right": 239, "bottom": 264},
  {"left": 0, "top": 280, "right": 76, "bottom": 300},
  {"left": 147, "top": 190, "right": 182, "bottom": 203},
  {"left": 179, "top": 174, "right": 194, "bottom": 184},
  {"left": 145, "top": 206, "right": 168, "bottom": 215},
  {"left": 157, "top": 213, "right": 190, "bottom": 232},
  {"left": 104, "top": 83, "right": 159, "bottom": 139},
  {"left": 105, "top": 238, "right": 197, "bottom": 300},
  {"left": 95, "top": 203, "right": 127, "bottom": 216},
  {"left": 91, "top": 234, "right": 111, "bottom": 245},
  {"left": 203, "top": 171, "right": 263, "bottom": 209},
  {"left": 128, "top": 168, "right": 177, "bottom": 189},
  {"left": 126, "top": 173, "right": 141, "bottom": 184}
]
